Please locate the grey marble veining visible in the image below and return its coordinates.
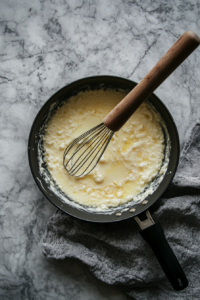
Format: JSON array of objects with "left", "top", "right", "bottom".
[{"left": 0, "top": 0, "right": 200, "bottom": 299}]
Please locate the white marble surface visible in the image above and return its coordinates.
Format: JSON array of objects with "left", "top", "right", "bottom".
[{"left": 0, "top": 0, "right": 200, "bottom": 299}]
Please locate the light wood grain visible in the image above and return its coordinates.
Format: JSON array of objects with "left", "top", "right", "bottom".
[{"left": 103, "top": 31, "right": 200, "bottom": 131}]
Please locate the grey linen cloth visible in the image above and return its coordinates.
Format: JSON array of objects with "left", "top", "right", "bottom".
[{"left": 43, "top": 121, "right": 200, "bottom": 300}]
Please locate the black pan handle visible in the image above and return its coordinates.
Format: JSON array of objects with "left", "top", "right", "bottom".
[{"left": 140, "top": 222, "right": 188, "bottom": 291}]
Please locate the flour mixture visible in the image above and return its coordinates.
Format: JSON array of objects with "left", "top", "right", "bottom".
[{"left": 43, "top": 89, "right": 169, "bottom": 210}]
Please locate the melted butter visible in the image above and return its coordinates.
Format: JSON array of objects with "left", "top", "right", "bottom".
[{"left": 43, "top": 89, "right": 167, "bottom": 210}]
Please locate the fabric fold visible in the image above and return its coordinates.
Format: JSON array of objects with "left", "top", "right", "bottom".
[{"left": 43, "top": 121, "right": 200, "bottom": 300}]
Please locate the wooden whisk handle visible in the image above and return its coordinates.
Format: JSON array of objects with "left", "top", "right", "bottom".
[{"left": 103, "top": 31, "right": 200, "bottom": 131}]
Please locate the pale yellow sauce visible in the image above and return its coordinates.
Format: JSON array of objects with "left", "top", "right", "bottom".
[{"left": 44, "top": 89, "right": 165, "bottom": 210}]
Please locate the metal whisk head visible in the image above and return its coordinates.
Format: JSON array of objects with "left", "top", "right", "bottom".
[{"left": 63, "top": 123, "right": 114, "bottom": 177}]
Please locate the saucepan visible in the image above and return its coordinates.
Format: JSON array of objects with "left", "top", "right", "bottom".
[{"left": 28, "top": 75, "right": 187, "bottom": 291}]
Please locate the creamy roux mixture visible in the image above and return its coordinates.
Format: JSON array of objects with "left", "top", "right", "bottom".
[{"left": 43, "top": 89, "right": 167, "bottom": 210}]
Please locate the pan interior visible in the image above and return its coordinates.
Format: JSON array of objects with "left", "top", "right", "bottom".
[
  {"left": 28, "top": 76, "right": 179, "bottom": 222},
  {"left": 38, "top": 87, "right": 170, "bottom": 214}
]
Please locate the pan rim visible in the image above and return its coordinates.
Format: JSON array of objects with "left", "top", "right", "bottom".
[{"left": 28, "top": 75, "right": 180, "bottom": 223}]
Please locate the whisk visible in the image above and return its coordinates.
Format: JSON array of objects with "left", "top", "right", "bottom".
[{"left": 63, "top": 31, "right": 200, "bottom": 177}]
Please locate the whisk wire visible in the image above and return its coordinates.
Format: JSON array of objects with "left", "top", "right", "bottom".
[
  {"left": 64, "top": 124, "right": 106, "bottom": 171},
  {"left": 69, "top": 127, "right": 112, "bottom": 176},
  {"left": 63, "top": 123, "right": 104, "bottom": 156},
  {"left": 63, "top": 123, "right": 114, "bottom": 177}
]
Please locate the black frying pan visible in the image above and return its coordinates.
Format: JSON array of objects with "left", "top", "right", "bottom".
[{"left": 28, "top": 76, "right": 188, "bottom": 291}]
